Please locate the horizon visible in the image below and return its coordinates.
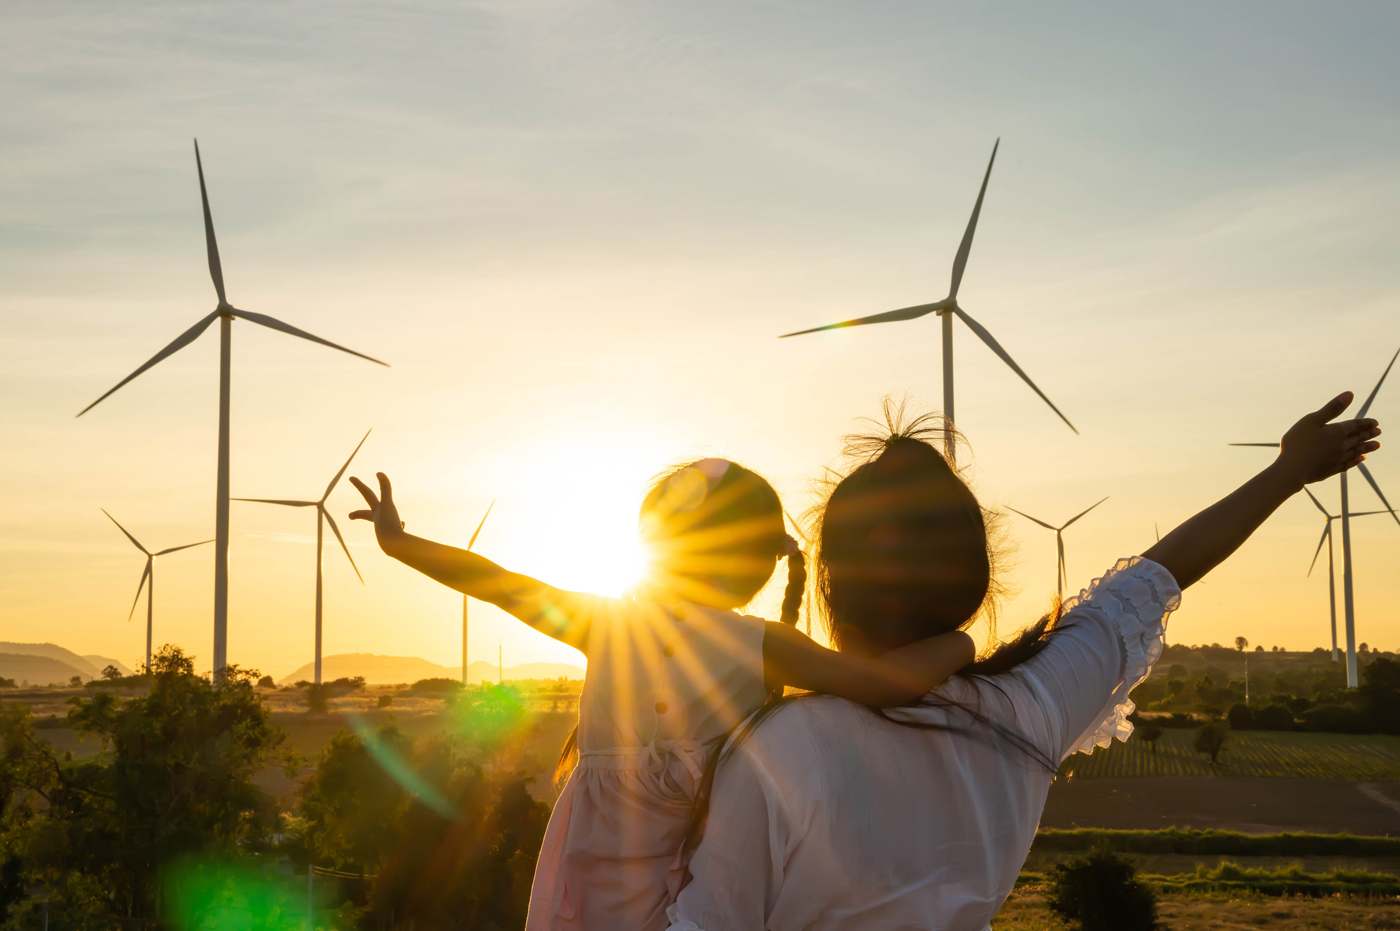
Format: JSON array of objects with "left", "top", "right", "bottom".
[{"left": 4, "top": 1, "right": 1400, "bottom": 680}]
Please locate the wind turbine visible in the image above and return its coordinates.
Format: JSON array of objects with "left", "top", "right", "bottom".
[
  {"left": 101, "top": 510, "right": 212, "bottom": 672},
  {"left": 233, "top": 430, "right": 370, "bottom": 685},
  {"left": 461, "top": 500, "right": 495, "bottom": 685},
  {"left": 778, "top": 140, "right": 1076, "bottom": 463},
  {"left": 76, "top": 141, "right": 387, "bottom": 674},
  {"left": 1230, "top": 345, "right": 1399, "bottom": 686},
  {"left": 1006, "top": 497, "right": 1108, "bottom": 600},
  {"left": 1301, "top": 487, "right": 1388, "bottom": 661}
]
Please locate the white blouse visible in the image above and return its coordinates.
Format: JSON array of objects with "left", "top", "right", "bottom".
[{"left": 666, "top": 557, "right": 1181, "bottom": 931}]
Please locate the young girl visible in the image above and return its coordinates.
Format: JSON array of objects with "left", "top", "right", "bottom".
[{"left": 348, "top": 457, "right": 976, "bottom": 931}]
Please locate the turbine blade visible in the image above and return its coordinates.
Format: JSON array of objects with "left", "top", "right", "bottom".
[
  {"left": 1302, "top": 486, "right": 1332, "bottom": 518},
  {"left": 194, "top": 140, "right": 227, "bottom": 305},
  {"left": 949, "top": 139, "right": 999, "bottom": 300},
  {"left": 77, "top": 311, "right": 221, "bottom": 416},
  {"left": 230, "top": 308, "right": 388, "bottom": 366},
  {"left": 1061, "top": 496, "right": 1109, "bottom": 529},
  {"left": 231, "top": 498, "right": 317, "bottom": 507},
  {"left": 953, "top": 307, "right": 1077, "bottom": 433},
  {"left": 1356, "top": 462, "right": 1400, "bottom": 528},
  {"left": 322, "top": 507, "right": 363, "bottom": 583},
  {"left": 154, "top": 539, "right": 215, "bottom": 556},
  {"left": 101, "top": 509, "right": 150, "bottom": 555},
  {"left": 128, "top": 560, "right": 151, "bottom": 622},
  {"left": 1358, "top": 345, "right": 1400, "bottom": 418},
  {"left": 1307, "top": 523, "right": 1329, "bottom": 578},
  {"left": 1006, "top": 506, "right": 1057, "bottom": 531},
  {"left": 466, "top": 499, "right": 496, "bottom": 552},
  {"left": 779, "top": 303, "right": 943, "bottom": 339},
  {"left": 1227, "top": 443, "right": 1280, "bottom": 447},
  {"left": 323, "top": 429, "right": 373, "bottom": 501}
]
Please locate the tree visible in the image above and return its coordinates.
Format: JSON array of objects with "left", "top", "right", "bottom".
[
  {"left": 1235, "top": 636, "right": 1248, "bottom": 652},
  {"left": 1194, "top": 719, "right": 1230, "bottom": 765},
  {"left": 101, "top": 665, "right": 122, "bottom": 681},
  {"left": 0, "top": 645, "right": 295, "bottom": 927},
  {"left": 1135, "top": 718, "right": 1163, "bottom": 754},
  {"left": 67, "top": 676, "right": 82, "bottom": 688},
  {"left": 1045, "top": 848, "right": 1158, "bottom": 931},
  {"left": 1226, "top": 702, "right": 1254, "bottom": 730},
  {"left": 1361, "top": 657, "right": 1400, "bottom": 735}
]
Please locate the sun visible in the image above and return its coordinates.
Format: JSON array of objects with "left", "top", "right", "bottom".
[{"left": 462, "top": 432, "right": 670, "bottom": 599}]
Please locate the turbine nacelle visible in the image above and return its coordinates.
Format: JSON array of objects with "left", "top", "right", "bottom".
[{"left": 777, "top": 139, "right": 1076, "bottom": 438}]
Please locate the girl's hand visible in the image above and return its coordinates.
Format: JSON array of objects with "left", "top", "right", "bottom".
[
  {"left": 349, "top": 472, "right": 407, "bottom": 553},
  {"left": 1275, "top": 392, "right": 1382, "bottom": 490}
]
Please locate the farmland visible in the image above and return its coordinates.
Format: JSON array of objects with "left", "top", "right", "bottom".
[
  {"left": 1065, "top": 729, "right": 1400, "bottom": 780},
  {"left": 992, "top": 889, "right": 1400, "bottom": 931}
]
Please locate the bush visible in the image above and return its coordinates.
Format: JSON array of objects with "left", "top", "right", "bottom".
[
  {"left": 1163, "top": 712, "right": 1197, "bottom": 729},
  {"left": 1254, "top": 704, "right": 1295, "bottom": 731},
  {"left": 1300, "top": 703, "right": 1368, "bottom": 734},
  {"left": 1045, "top": 848, "right": 1158, "bottom": 931},
  {"left": 377, "top": 694, "right": 393, "bottom": 708},
  {"left": 257, "top": 675, "right": 275, "bottom": 688},
  {"left": 1226, "top": 703, "right": 1254, "bottom": 730},
  {"left": 0, "top": 677, "right": 15, "bottom": 688},
  {"left": 410, "top": 677, "right": 464, "bottom": 693}
]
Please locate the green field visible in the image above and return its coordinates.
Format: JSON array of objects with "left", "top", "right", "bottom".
[{"left": 1065, "top": 730, "right": 1400, "bottom": 780}]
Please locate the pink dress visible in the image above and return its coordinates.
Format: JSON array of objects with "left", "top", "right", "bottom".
[{"left": 525, "top": 598, "right": 769, "bottom": 931}]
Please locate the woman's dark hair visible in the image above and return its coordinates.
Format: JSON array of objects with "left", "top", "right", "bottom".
[{"left": 684, "top": 402, "right": 1064, "bottom": 852}]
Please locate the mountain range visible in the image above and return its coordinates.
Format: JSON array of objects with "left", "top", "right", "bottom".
[
  {"left": 0, "top": 643, "right": 134, "bottom": 686},
  {"left": 275, "top": 653, "right": 585, "bottom": 686}
]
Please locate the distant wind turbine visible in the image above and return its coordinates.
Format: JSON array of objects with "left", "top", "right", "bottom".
[
  {"left": 76, "top": 141, "right": 388, "bottom": 674},
  {"left": 101, "top": 510, "right": 212, "bottom": 672},
  {"left": 1230, "top": 345, "right": 1399, "bottom": 686},
  {"left": 1007, "top": 497, "right": 1108, "bottom": 600},
  {"left": 1300, "top": 487, "right": 1388, "bottom": 661},
  {"left": 233, "top": 430, "right": 371, "bottom": 685},
  {"left": 778, "top": 140, "right": 1076, "bottom": 463},
  {"left": 461, "top": 500, "right": 495, "bottom": 685}
]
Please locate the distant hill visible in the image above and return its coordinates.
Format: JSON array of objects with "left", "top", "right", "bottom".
[
  {"left": 84, "top": 655, "right": 134, "bottom": 677},
  {"left": 0, "top": 653, "right": 89, "bottom": 687},
  {"left": 0, "top": 643, "right": 100, "bottom": 680},
  {"left": 277, "top": 653, "right": 584, "bottom": 686}
]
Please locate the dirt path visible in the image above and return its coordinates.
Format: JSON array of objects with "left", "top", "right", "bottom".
[{"left": 1043, "top": 778, "right": 1400, "bottom": 834}]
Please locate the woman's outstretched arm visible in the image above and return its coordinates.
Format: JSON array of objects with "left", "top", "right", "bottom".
[
  {"left": 1142, "top": 393, "right": 1381, "bottom": 590},
  {"left": 348, "top": 473, "right": 601, "bottom": 652}
]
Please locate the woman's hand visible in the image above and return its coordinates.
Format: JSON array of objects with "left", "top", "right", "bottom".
[
  {"left": 1274, "top": 392, "right": 1381, "bottom": 490},
  {"left": 349, "top": 472, "right": 407, "bottom": 555},
  {"left": 1145, "top": 392, "right": 1382, "bottom": 589}
]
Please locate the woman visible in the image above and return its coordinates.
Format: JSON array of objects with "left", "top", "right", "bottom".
[{"left": 665, "top": 393, "right": 1380, "bottom": 931}]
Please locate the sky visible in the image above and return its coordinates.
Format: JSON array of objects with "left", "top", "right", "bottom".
[{"left": 3, "top": 0, "right": 1399, "bottom": 679}]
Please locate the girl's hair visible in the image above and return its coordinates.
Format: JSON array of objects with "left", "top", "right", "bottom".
[
  {"left": 555, "top": 457, "right": 805, "bottom": 786},
  {"left": 637, "top": 458, "right": 793, "bottom": 612},
  {"left": 683, "top": 402, "right": 1063, "bottom": 852}
]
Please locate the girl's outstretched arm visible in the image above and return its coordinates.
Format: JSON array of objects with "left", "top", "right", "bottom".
[
  {"left": 349, "top": 473, "right": 601, "bottom": 653},
  {"left": 763, "top": 623, "right": 976, "bottom": 706},
  {"left": 1143, "top": 392, "right": 1381, "bottom": 590}
]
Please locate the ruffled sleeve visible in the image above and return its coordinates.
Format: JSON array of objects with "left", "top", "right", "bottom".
[{"left": 1056, "top": 557, "right": 1181, "bottom": 756}]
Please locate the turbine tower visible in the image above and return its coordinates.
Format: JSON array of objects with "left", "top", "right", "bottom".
[
  {"left": 77, "top": 142, "right": 387, "bottom": 674},
  {"left": 233, "top": 430, "right": 371, "bottom": 685},
  {"left": 1230, "top": 345, "right": 1399, "bottom": 686},
  {"left": 1006, "top": 497, "right": 1108, "bottom": 600},
  {"left": 461, "top": 500, "right": 495, "bottom": 685},
  {"left": 1301, "top": 487, "right": 1387, "bottom": 661},
  {"left": 778, "top": 140, "right": 1076, "bottom": 463},
  {"left": 101, "top": 510, "right": 212, "bottom": 671}
]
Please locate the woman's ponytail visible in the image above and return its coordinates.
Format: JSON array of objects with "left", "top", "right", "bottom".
[{"left": 779, "top": 536, "right": 806, "bottom": 627}]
